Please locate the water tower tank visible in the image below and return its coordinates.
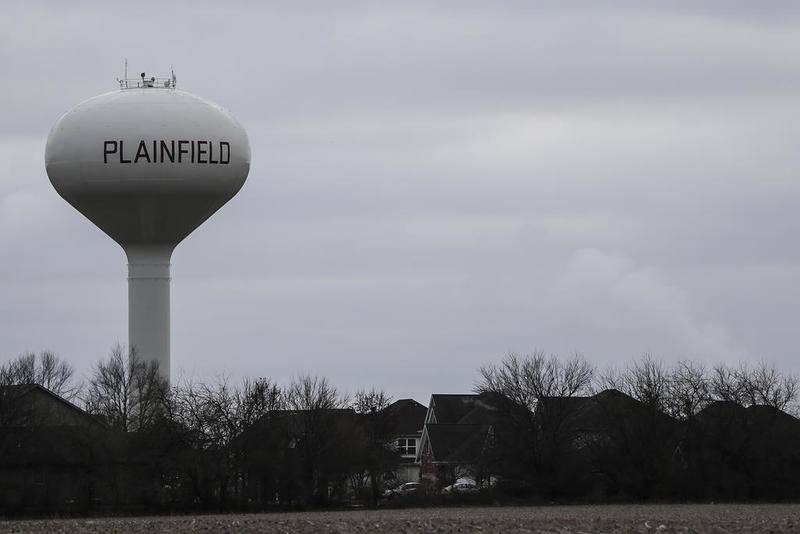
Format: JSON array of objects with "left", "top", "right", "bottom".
[{"left": 45, "top": 72, "right": 250, "bottom": 380}]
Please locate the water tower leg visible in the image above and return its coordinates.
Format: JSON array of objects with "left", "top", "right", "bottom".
[{"left": 125, "top": 245, "right": 173, "bottom": 381}]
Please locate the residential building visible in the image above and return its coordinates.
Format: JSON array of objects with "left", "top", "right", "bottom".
[
  {"left": 0, "top": 384, "right": 109, "bottom": 514},
  {"left": 382, "top": 398, "right": 426, "bottom": 483},
  {"left": 417, "top": 393, "right": 509, "bottom": 486}
]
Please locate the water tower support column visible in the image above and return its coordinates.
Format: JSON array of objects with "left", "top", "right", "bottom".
[{"left": 125, "top": 245, "right": 173, "bottom": 380}]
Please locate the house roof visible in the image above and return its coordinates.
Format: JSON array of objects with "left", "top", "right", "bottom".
[
  {"left": 543, "top": 388, "right": 675, "bottom": 435},
  {"left": 418, "top": 392, "right": 519, "bottom": 465},
  {"left": 745, "top": 405, "right": 800, "bottom": 450},
  {"left": 586, "top": 388, "right": 662, "bottom": 415},
  {"left": 429, "top": 392, "right": 513, "bottom": 425},
  {"left": 538, "top": 395, "right": 590, "bottom": 415},
  {"left": 429, "top": 394, "right": 480, "bottom": 424},
  {"left": 746, "top": 403, "right": 796, "bottom": 421},
  {"left": 696, "top": 400, "right": 746, "bottom": 422},
  {"left": 382, "top": 398, "right": 426, "bottom": 436},
  {"left": 425, "top": 423, "right": 489, "bottom": 464},
  {"left": 695, "top": 401, "right": 800, "bottom": 428},
  {"left": 0, "top": 383, "right": 103, "bottom": 428},
  {"left": 241, "top": 407, "right": 360, "bottom": 439}
]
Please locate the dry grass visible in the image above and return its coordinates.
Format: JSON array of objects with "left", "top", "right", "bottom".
[{"left": 2, "top": 504, "right": 799, "bottom": 533}]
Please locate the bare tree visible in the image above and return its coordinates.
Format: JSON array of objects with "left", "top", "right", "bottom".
[
  {"left": 351, "top": 388, "right": 396, "bottom": 507},
  {"left": 590, "top": 355, "right": 682, "bottom": 499},
  {"left": 597, "top": 354, "right": 669, "bottom": 413},
  {"left": 286, "top": 374, "right": 348, "bottom": 412},
  {"left": 352, "top": 388, "right": 392, "bottom": 415},
  {"left": 0, "top": 351, "right": 79, "bottom": 400},
  {"left": 711, "top": 361, "right": 799, "bottom": 412},
  {"left": 82, "top": 344, "right": 168, "bottom": 432},
  {"left": 709, "top": 363, "right": 751, "bottom": 406},
  {"left": 169, "top": 375, "right": 284, "bottom": 509},
  {"left": 477, "top": 351, "right": 594, "bottom": 412},
  {"left": 595, "top": 364, "right": 625, "bottom": 393},
  {"left": 238, "top": 377, "right": 284, "bottom": 425},
  {"left": 283, "top": 374, "right": 357, "bottom": 505},
  {"left": 232, "top": 377, "right": 284, "bottom": 506},
  {"left": 175, "top": 375, "right": 283, "bottom": 449},
  {"left": 628, "top": 354, "right": 669, "bottom": 412},
  {"left": 475, "top": 351, "right": 594, "bottom": 495},
  {"left": 747, "top": 361, "right": 798, "bottom": 412},
  {"left": 666, "top": 360, "right": 711, "bottom": 420},
  {"left": 170, "top": 376, "right": 229, "bottom": 509}
]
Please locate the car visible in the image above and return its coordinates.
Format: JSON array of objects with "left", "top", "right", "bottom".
[
  {"left": 382, "top": 482, "right": 422, "bottom": 499},
  {"left": 442, "top": 480, "right": 478, "bottom": 494}
]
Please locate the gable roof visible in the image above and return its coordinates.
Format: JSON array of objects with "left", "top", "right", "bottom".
[
  {"left": 0, "top": 384, "right": 103, "bottom": 428},
  {"left": 424, "top": 423, "right": 489, "bottom": 464},
  {"left": 428, "top": 394, "right": 480, "bottom": 424},
  {"left": 382, "top": 398, "right": 427, "bottom": 436},
  {"left": 696, "top": 400, "right": 746, "bottom": 422},
  {"left": 746, "top": 403, "right": 797, "bottom": 422},
  {"left": 538, "top": 395, "right": 590, "bottom": 415},
  {"left": 418, "top": 392, "right": 522, "bottom": 465},
  {"left": 538, "top": 388, "right": 675, "bottom": 436},
  {"left": 745, "top": 405, "right": 800, "bottom": 451},
  {"left": 428, "top": 392, "right": 513, "bottom": 425},
  {"left": 586, "top": 388, "right": 666, "bottom": 415}
]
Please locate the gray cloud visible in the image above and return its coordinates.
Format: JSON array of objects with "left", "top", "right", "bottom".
[{"left": 1, "top": 1, "right": 799, "bottom": 402}]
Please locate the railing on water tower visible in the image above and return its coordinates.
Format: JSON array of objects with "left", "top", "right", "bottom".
[{"left": 117, "top": 73, "right": 177, "bottom": 90}]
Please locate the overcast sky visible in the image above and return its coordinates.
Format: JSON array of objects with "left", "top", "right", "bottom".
[{"left": 1, "top": 1, "right": 799, "bottom": 403}]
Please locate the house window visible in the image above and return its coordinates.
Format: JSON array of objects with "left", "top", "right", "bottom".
[{"left": 396, "top": 437, "right": 416, "bottom": 456}]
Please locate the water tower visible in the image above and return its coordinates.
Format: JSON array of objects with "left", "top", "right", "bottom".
[{"left": 45, "top": 71, "right": 250, "bottom": 380}]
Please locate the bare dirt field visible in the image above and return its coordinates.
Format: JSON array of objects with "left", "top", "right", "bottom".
[{"left": 2, "top": 504, "right": 799, "bottom": 533}]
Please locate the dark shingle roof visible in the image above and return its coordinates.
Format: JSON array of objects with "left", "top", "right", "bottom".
[
  {"left": 383, "top": 398, "right": 426, "bottom": 436},
  {"left": 0, "top": 383, "right": 102, "bottom": 427},
  {"left": 426, "top": 423, "right": 489, "bottom": 463},
  {"left": 430, "top": 392, "right": 514, "bottom": 425},
  {"left": 745, "top": 405, "right": 800, "bottom": 453},
  {"left": 550, "top": 388, "right": 674, "bottom": 435},
  {"left": 538, "top": 395, "right": 590, "bottom": 415},
  {"left": 696, "top": 400, "right": 746, "bottom": 422},
  {"left": 430, "top": 394, "right": 480, "bottom": 424}
]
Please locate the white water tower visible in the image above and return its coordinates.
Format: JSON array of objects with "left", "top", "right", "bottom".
[{"left": 45, "top": 71, "right": 250, "bottom": 380}]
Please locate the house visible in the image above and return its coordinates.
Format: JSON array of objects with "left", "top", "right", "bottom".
[
  {"left": 0, "top": 384, "right": 100, "bottom": 427},
  {"left": 540, "top": 389, "right": 678, "bottom": 499},
  {"left": 548, "top": 389, "right": 675, "bottom": 449},
  {"left": 414, "top": 388, "right": 680, "bottom": 497},
  {"left": 238, "top": 399, "right": 428, "bottom": 503},
  {"left": 680, "top": 400, "right": 800, "bottom": 500},
  {"left": 416, "top": 393, "right": 510, "bottom": 486},
  {"left": 237, "top": 407, "right": 368, "bottom": 506},
  {"left": 0, "top": 384, "right": 109, "bottom": 514},
  {"left": 381, "top": 398, "right": 426, "bottom": 483}
]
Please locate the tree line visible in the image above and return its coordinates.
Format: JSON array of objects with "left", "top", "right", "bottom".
[
  {"left": 475, "top": 351, "right": 800, "bottom": 501},
  {"left": 0, "top": 347, "right": 400, "bottom": 513},
  {"left": 2, "top": 347, "right": 800, "bottom": 515}
]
